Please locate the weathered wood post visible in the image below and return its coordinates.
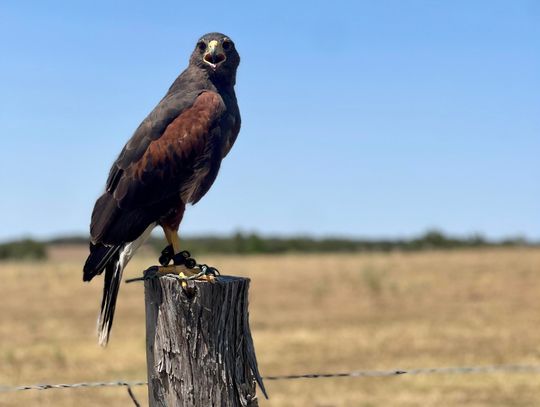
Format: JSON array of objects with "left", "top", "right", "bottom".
[{"left": 144, "top": 274, "right": 266, "bottom": 407}]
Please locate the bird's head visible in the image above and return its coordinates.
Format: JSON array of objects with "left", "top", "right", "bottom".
[{"left": 190, "top": 33, "right": 240, "bottom": 85}]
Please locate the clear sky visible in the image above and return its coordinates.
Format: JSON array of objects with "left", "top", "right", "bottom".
[{"left": 0, "top": 0, "right": 538, "bottom": 241}]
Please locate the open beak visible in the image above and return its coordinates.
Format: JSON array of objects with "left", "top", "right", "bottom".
[{"left": 203, "top": 40, "right": 226, "bottom": 69}]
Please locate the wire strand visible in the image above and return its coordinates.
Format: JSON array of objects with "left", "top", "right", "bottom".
[{"left": 2, "top": 364, "right": 540, "bottom": 393}]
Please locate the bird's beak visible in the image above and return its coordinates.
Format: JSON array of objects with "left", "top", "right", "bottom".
[{"left": 203, "top": 40, "right": 226, "bottom": 69}]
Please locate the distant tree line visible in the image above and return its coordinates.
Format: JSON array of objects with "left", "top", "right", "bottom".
[
  {"left": 147, "top": 229, "right": 532, "bottom": 256},
  {"left": 0, "top": 239, "right": 47, "bottom": 260},
  {"left": 0, "top": 230, "right": 534, "bottom": 260}
]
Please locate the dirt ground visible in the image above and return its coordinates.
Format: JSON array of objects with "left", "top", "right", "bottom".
[{"left": 1, "top": 247, "right": 540, "bottom": 406}]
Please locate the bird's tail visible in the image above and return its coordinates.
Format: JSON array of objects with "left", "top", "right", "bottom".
[
  {"left": 97, "top": 251, "right": 123, "bottom": 346},
  {"left": 83, "top": 243, "right": 124, "bottom": 346}
]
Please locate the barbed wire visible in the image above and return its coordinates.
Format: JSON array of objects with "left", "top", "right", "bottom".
[
  {"left": 0, "top": 380, "right": 146, "bottom": 392},
  {"left": 126, "top": 385, "right": 141, "bottom": 407},
  {"left": 0, "top": 381, "right": 148, "bottom": 407},
  {"left": 264, "top": 364, "right": 540, "bottom": 380},
  {"left": 2, "top": 364, "right": 540, "bottom": 394}
]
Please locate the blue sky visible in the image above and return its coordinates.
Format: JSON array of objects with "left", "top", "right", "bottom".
[{"left": 0, "top": 0, "right": 538, "bottom": 241}]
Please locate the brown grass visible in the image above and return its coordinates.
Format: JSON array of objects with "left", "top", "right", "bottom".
[{"left": 1, "top": 247, "right": 540, "bottom": 406}]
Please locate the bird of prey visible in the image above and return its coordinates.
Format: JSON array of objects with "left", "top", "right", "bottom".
[{"left": 83, "top": 33, "right": 241, "bottom": 346}]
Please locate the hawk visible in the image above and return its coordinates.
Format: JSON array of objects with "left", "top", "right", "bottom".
[{"left": 83, "top": 33, "right": 241, "bottom": 346}]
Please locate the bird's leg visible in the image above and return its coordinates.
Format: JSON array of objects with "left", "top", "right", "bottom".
[
  {"left": 158, "top": 226, "right": 215, "bottom": 283},
  {"left": 164, "top": 226, "right": 182, "bottom": 256},
  {"left": 158, "top": 245, "right": 175, "bottom": 266},
  {"left": 159, "top": 226, "right": 196, "bottom": 275},
  {"left": 157, "top": 220, "right": 184, "bottom": 265}
]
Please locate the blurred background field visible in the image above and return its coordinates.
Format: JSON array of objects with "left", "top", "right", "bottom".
[
  {"left": 1, "top": 2, "right": 538, "bottom": 406},
  {"left": 1, "top": 246, "right": 540, "bottom": 406}
]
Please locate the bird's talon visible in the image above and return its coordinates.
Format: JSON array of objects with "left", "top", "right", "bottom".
[
  {"left": 180, "top": 250, "right": 190, "bottom": 258},
  {"left": 159, "top": 245, "right": 174, "bottom": 266},
  {"left": 207, "top": 266, "right": 219, "bottom": 276},
  {"left": 172, "top": 251, "right": 196, "bottom": 267},
  {"left": 158, "top": 254, "right": 169, "bottom": 266}
]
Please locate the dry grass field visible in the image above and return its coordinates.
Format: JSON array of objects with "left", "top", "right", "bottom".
[{"left": 1, "top": 247, "right": 540, "bottom": 406}]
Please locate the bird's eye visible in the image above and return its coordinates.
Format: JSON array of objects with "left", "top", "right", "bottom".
[
  {"left": 222, "top": 39, "right": 232, "bottom": 51},
  {"left": 197, "top": 41, "right": 206, "bottom": 52}
]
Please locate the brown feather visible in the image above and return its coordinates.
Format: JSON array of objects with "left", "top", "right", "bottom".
[
  {"left": 111, "top": 92, "right": 225, "bottom": 210},
  {"left": 137, "top": 91, "right": 225, "bottom": 174}
]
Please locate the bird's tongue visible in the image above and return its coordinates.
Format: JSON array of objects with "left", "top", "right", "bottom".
[{"left": 204, "top": 53, "right": 225, "bottom": 66}]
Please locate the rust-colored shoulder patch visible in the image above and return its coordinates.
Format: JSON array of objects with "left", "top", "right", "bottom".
[
  {"left": 134, "top": 92, "right": 223, "bottom": 174},
  {"left": 113, "top": 92, "right": 225, "bottom": 205}
]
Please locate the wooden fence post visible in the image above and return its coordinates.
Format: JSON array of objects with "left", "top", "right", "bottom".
[{"left": 144, "top": 274, "right": 266, "bottom": 407}]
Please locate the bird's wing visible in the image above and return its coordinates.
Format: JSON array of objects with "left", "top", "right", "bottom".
[{"left": 90, "top": 90, "right": 226, "bottom": 243}]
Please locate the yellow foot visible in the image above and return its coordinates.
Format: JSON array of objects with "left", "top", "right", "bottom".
[
  {"left": 126, "top": 265, "right": 216, "bottom": 285},
  {"left": 156, "top": 265, "right": 216, "bottom": 284},
  {"left": 156, "top": 265, "right": 195, "bottom": 277},
  {"left": 194, "top": 273, "right": 216, "bottom": 283}
]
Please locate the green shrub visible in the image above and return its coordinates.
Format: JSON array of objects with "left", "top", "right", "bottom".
[{"left": 0, "top": 239, "right": 47, "bottom": 260}]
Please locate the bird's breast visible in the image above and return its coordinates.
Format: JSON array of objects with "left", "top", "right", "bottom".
[{"left": 179, "top": 163, "right": 211, "bottom": 203}]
